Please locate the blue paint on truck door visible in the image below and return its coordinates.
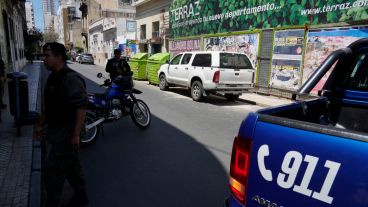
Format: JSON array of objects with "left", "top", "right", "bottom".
[{"left": 243, "top": 121, "right": 368, "bottom": 207}]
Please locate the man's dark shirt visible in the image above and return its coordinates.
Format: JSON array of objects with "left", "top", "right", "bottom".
[
  {"left": 105, "top": 57, "right": 130, "bottom": 81},
  {"left": 44, "top": 67, "right": 87, "bottom": 144}
]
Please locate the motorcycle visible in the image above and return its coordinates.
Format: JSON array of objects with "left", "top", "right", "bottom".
[{"left": 81, "top": 72, "right": 151, "bottom": 146}]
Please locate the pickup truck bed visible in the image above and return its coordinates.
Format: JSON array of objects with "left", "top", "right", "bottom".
[{"left": 225, "top": 38, "right": 368, "bottom": 207}]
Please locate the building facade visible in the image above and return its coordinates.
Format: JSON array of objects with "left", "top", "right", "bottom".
[
  {"left": 43, "top": 0, "right": 58, "bottom": 32},
  {"left": 43, "top": 0, "right": 57, "bottom": 15},
  {"left": 58, "top": 0, "right": 85, "bottom": 51},
  {"left": 169, "top": 0, "right": 368, "bottom": 96},
  {"left": 25, "top": 1, "right": 35, "bottom": 31},
  {"left": 134, "top": 0, "right": 170, "bottom": 54},
  {"left": 0, "top": 0, "right": 26, "bottom": 73},
  {"left": 85, "top": 0, "right": 136, "bottom": 65}
]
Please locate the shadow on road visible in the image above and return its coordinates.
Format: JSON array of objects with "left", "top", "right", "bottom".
[
  {"left": 76, "top": 78, "right": 230, "bottom": 207},
  {"left": 159, "top": 87, "right": 256, "bottom": 107}
]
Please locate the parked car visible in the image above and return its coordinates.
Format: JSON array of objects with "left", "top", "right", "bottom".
[
  {"left": 71, "top": 51, "right": 79, "bottom": 62},
  {"left": 75, "top": 54, "right": 82, "bottom": 62},
  {"left": 157, "top": 51, "right": 255, "bottom": 101},
  {"left": 78, "top": 53, "right": 94, "bottom": 64}
]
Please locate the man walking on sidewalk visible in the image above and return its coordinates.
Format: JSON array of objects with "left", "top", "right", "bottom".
[{"left": 34, "top": 42, "right": 89, "bottom": 207}]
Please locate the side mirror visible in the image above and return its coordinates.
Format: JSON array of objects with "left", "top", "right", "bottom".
[{"left": 97, "top": 73, "right": 103, "bottom": 78}]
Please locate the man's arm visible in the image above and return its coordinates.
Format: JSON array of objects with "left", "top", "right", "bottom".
[
  {"left": 70, "top": 108, "right": 86, "bottom": 151},
  {"left": 64, "top": 73, "right": 88, "bottom": 151}
]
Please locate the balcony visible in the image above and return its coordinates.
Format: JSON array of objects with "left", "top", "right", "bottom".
[
  {"left": 152, "top": 31, "right": 160, "bottom": 38},
  {"left": 148, "top": 37, "right": 162, "bottom": 44}
]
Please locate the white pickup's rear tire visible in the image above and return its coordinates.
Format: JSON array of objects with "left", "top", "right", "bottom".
[{"left": 191, "top": 81, "right": 203, "bottom": 101}]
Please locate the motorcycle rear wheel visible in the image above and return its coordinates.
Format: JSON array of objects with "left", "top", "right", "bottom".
[
  {"left": 81, "top": 112, "right": 99, "bottom": 146},
  {"left": 130, "top": 99, "right": 151, "bottom": 129}
]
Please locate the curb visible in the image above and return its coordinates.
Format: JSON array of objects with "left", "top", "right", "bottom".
[{"left": 28, "top": 63, "right": 43, "bottom": 207}]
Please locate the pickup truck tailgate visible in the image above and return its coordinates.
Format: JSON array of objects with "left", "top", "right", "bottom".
[
  {"left": 219, "top": 69, "right": 254, "bottom": 85},
  {"left": 245, "top": 120, "right": 368, "bottom": 207}
]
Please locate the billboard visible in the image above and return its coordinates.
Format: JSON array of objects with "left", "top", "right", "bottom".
[
  {"left": 270, "top": 30, "right": 304, "bottom": 90},
  {"left": 169, "top": 39, "right": 201, "bottom": 54},
  {"left": 126, "top": 21, "right": 136, "bottom": 32},
  {"left": 303, "top": 27, "right": 368, "bottom": 94},
  {"left": 170, "top": 0, "right": 368, "bottom": 37},
  {"left": 203, "top": 33, "right": 259, "bottom": 68}
]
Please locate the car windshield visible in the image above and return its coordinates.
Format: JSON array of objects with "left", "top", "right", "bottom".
[
  {"left": 220, "top": 53, "right": 253, "bottom": 69},
  {"left": 84, "top": 54, "right": 92, "bottom": 57}
]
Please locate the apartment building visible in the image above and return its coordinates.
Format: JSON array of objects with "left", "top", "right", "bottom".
[
  {"left": 86, "top": 0, "right": 135, "bottom": 66},
  {"left": 133, "top": 0, "right": 170, "bottom": 54},
  {"left": 25, "top": 1, "right": 35, "bottom": 31}
]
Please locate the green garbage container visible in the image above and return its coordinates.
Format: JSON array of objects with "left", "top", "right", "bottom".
[
  {"left": 130, "top": 53, "right": 148, "bottom": 80},
  {"left": 147, "top": 53, "right": 170, "bottom": 85}
]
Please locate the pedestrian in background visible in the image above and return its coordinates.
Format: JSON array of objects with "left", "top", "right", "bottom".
[
  {"left": 34, "top": 42, "right": 89, "bottom": 207},
  {"left": 105, "top": 48, "right": 131, "bottom": 81},
  {"left": 0, "top": 52, "right": 6, "bottom": 109}
]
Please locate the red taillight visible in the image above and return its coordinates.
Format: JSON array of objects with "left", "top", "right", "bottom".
[
  {"left": 229, "top": 135, "right": 252, "bottom": 204},
  {"left": 213, "top": 71, "right": 220, "bottom": 83}
]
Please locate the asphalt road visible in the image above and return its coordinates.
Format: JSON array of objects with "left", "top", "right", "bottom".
[{"left": 60, "top": 62, "right": 263, "bottom": 206}]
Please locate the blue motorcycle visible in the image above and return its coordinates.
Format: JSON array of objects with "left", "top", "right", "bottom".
[{"left": 81, "top": 72, "right": 151, "bottom": 146}]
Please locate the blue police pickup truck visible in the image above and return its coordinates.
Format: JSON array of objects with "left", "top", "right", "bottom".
[{"left": 224, "top": 38, "right": 368, "bottom": 207}]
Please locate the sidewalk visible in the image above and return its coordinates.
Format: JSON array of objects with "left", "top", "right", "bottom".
[
  {"left": 239, "top": 92, "right": 294, "bottom": 107},
  {"left": 0, "top": 62, "right": 42, "bottom": 207}
]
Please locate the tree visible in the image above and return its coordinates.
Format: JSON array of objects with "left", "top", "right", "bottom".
[
  {"left": 27, "top": 27, "right": 43, "bottom": 42},
  {"left": 24, "top": 27, "right": 44, "bottom": 60},
  {"left": 43, "top": 27, "right": 59, "bottom": 43}
]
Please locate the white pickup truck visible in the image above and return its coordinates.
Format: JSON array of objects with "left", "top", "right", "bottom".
[{"left": 157, "top": 51, "right": 255, "bottom": 101}]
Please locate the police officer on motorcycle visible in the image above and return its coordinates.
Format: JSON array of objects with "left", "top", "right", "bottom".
[{"left": 105, "top": 49, "right": 131, "bottom": 81}]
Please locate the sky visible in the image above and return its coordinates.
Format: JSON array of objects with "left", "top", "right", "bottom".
[{"left": 32, "top": 0, "right": 44, "bottom": 31}]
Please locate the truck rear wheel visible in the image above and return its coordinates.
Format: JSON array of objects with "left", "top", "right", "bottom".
[{"left": 191, "top": 81, "right": 203, "bottom": 101}]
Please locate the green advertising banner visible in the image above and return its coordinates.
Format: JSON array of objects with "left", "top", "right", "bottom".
[{"left": 170, "top": 0, "right": 368, "bottom": 37}]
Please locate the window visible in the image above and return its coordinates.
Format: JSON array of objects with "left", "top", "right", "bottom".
[
  {"left": 220, "top": 53, "right": 253, "bottom": 69},
  {"left": 192, "top": 54, "right": 211, "bottom": 67},
  {"left": 152, "top": 21, "right": 160, "bottom": 38},
  {"left": 181, "top": 54, "right": 192, "bottom": 65},
  {"left": 343, "top": 52, "right": 368, "bottom": 91},
  {"left": 170, "top": 54, "right": 182, "bottom": 65},
  {"left": 140, "top": 24, "right": 146, "bottom": 40}
]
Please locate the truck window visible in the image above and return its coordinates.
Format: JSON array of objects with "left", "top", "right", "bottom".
[
  {"left": 170, "top": 54, "right": 182, "bottom": 65},
  {"left": 343, "top": 52, "right": 368, "bottom": 91},
  {"left": 220, "top": 53, "right": 253, "bottom": 69},
  {"left": 181, "top": 54, "right": 192, "bottom": 65},
  {"left": 192, "top": 54, "right": 211, "bottom": 67}
]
